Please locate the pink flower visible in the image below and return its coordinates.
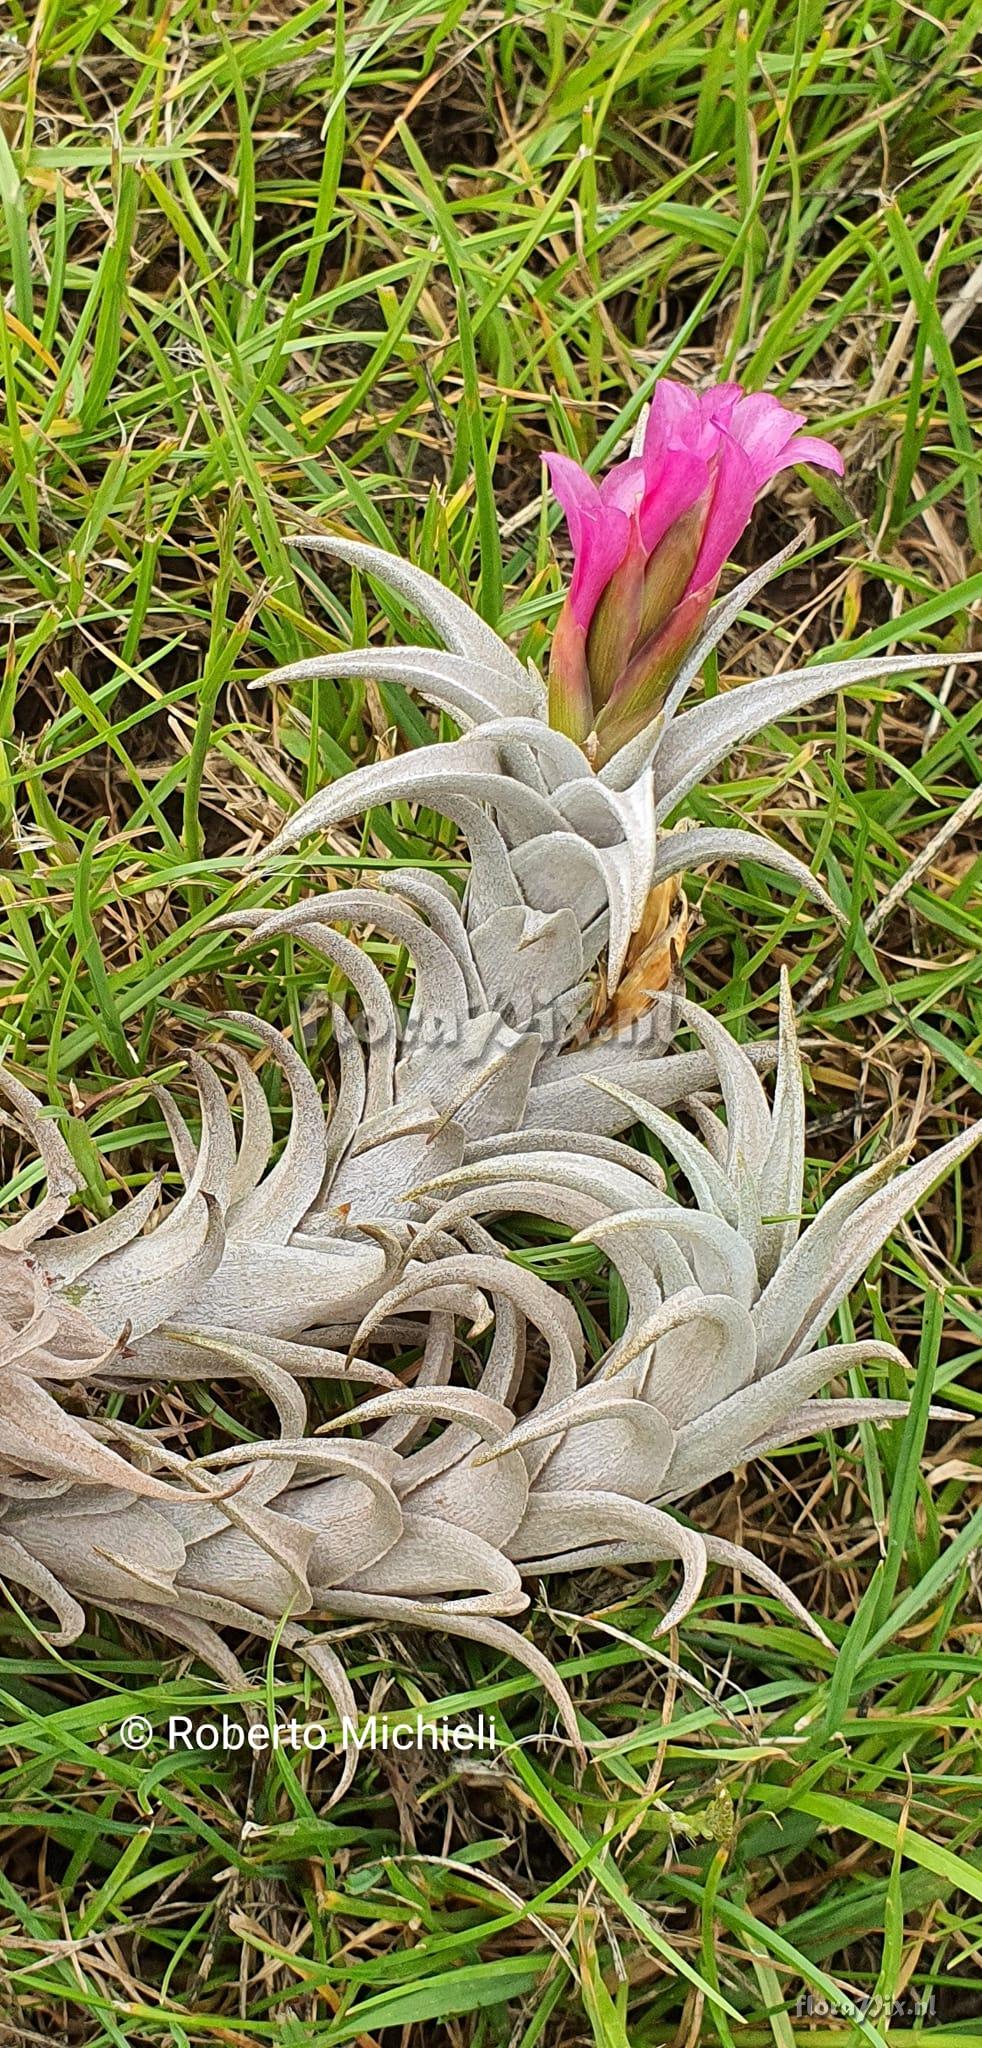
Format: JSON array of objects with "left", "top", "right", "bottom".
[{"left": 546, "top": 379, "right": 844, "bottom": 761}]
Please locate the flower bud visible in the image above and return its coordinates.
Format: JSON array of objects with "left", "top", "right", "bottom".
[{"left": 546, "top": 380, "right": 843, "bottom": 768}]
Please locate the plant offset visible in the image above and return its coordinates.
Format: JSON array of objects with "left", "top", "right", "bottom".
[{"left": 1, "top": 6, "right": 981, "bottom": 2045}]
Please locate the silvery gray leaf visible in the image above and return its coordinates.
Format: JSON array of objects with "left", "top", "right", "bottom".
[
  {"left": 753, "top": 1118, "right": 982, "bottom": 1368},
  {"left": 253, "top": 644, "right": 541, "bottom": 729},
  {"left": 652, "top": 650, "right": 980, "bottom": 820},
  {"left": 289, "top": 533, "right": 531, "bottom": 685}
]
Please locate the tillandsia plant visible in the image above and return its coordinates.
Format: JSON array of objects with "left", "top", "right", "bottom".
[
  {"left": 0, "top": 371, "right": 978, "bottom": 1770},
  {"left": 368, "top": 977, "right": 982, "bottom": 1640},
  {"left": 0, "top": 1267, "right": 587, "bottom": 1794},
  {"left": 0, "top": 1030, "right": 400, "bottom": 1445},
  {"left": 224, "top": 867, "right": 774, "bottom": 1195},
  {"left": 0, "top": 864, "right": 751, "bottom": 1491},
  {"left": 251, "top": 377, "right": 972, "bottom": 1019},
  {"left": 1, "top": 983, "right": 977, "bottom": 1788}
]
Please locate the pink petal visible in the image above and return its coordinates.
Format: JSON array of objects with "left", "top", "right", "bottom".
[
  {"left": 724, "top": 392, "right": 843, "bottom": 487},
  {"left": 724, "top": 391, "right": 844, "bottom": 488},
  {"left": 544, "top": 450, "right": 601, "bottom": 545},
  {"left": 638, "top": 445, "right": 710, "bottom": 557},
  {"left": 701, "top": 382, "right": 744, "bottom": 431},
  {"left": 637, "top": 382, "right": 714, "bottom": 555},
  {"left": 669, "top": 385, "right": 721, "bottom": 460},
  {"left": 727, "top": 391, "right": 806, "bottom": 485},
  {"left": 688, "top": 432, "right": 758, "bottom": 592},
  {"left": 643, "top": 378, "right": 704, "bottom": 454},
  {"left": 545, "top": 452, "right": 642, "bottom": 629},
  {"left": 783, "top": 432, "right": 845, "bottom": 477},
  {"left": 733, "top": 390, "right": 805, "bottom": 433},
  {"left": 598, "top": 456, "right": 648, "bottom": 518}
]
